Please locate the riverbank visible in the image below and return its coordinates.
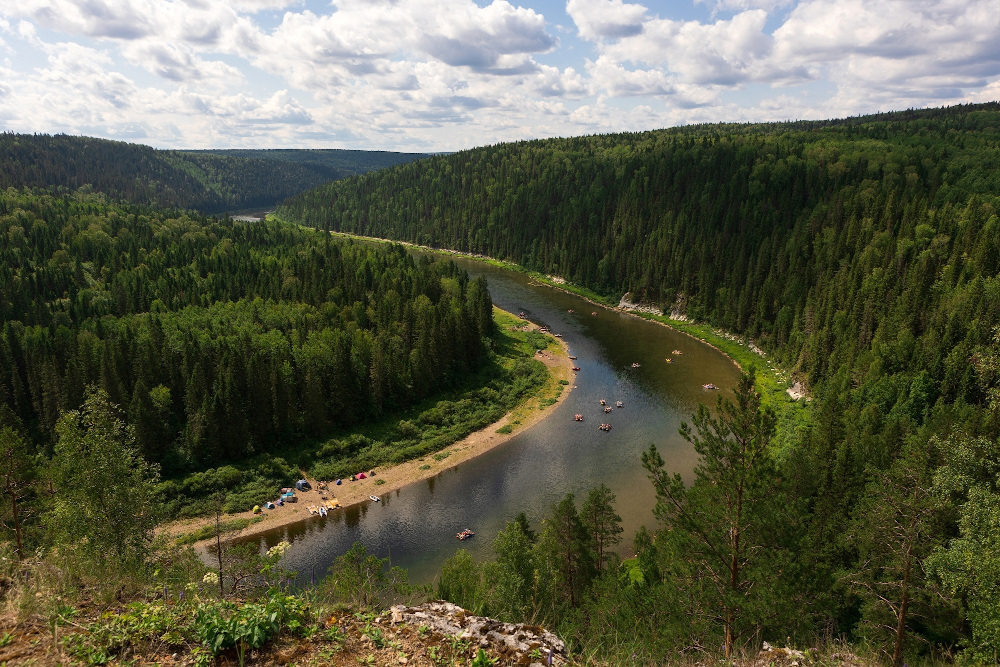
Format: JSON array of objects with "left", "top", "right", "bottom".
[
  {"left": 163, "top": 317, "right": 576, "bottom": 548},
  {"left": 304, "top": 227, "right": 812, "bottom": 456}
]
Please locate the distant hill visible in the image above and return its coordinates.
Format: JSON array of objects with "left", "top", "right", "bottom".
[
  {"left": 0, "top": 133, "right": 429, "bottom": 213},
  {"left": 189, "top": 148, "right": 431, "bottom": 184}
]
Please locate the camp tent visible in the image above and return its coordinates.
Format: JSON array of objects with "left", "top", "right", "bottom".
[
  {"left": 265, "top": 501, "right": 275, "bottom": 510},
  {"left": 252, "top": 505, "right": 261, "bottom": 514},
  {"left": 335, "top": 479, "right": 342, "bottom": 485},
  {"left": 296, "top": 479, "right": 311, "bottom": 491},
  {"left": 357, "top": 472, "right": 367, "bottom": 479}
]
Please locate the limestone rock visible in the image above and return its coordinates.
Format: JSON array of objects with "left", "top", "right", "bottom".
[{"left": 389, "top": 601, "right": 567, "bottom": 665}]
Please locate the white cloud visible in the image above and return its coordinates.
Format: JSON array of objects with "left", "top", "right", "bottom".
[
  {"left": 566, "top": 0, "right": 647, "bottom": 40},
  {"left": 1, "top": 0, "right": 999, "bottom": 150},
  {"left": 696, "top": 0, "right": 794, "bottom": 13},
  {"left": 772, "top": 0, "right": 1000, "bottom": 108},
  {"left": 604, "top": 10, "right": 774, "bottom": 85},
  {"left": 123, "top": 41, "right": 243, "bottom": 84}
]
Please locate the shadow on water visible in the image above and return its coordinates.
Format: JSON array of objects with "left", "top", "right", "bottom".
[{"left": 241, "top": 251, "right": 742, "bottom": 585}]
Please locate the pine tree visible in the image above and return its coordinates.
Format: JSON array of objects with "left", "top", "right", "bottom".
[{"left": 642, "top": 368, "right": 790, "bottom": 658}]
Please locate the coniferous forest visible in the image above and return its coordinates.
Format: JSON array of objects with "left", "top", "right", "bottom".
[
  {"left": 4, "top": 104, "right": 1000, "bottom": 665},
  {"left": 0, "top": 133, "right": 429, "bottom": 213},
  {"left": 277, "top": 104, "right": 1000, "bottom": 663}
]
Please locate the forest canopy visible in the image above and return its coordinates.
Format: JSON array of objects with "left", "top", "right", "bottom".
[{"left": 0, "top": 189, "right": 495, "bottom": 481}]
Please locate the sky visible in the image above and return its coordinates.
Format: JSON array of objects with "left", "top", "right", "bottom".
[{"left": 0, "top": 0, "right": 998, "bottom": 152}]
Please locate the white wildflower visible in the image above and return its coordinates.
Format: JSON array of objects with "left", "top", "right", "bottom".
[{"left": 267, "top": 541, "right": 292, "bottom": 559}]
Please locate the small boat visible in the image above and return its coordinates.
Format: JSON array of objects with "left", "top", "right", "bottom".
[
  {"left": 616, "top": 401, "right": 623, "bottom": 408},
  {"left": 664, "top": 358, "right": 673, "bottom": 363},
  {"left": 318, "top": 505, "right": 328, "bottom": 517},
  {"left": 599, "top": 399, "right": 607, "bottom": 406},
  {"left": 572, "top": 366, "right": 580, "bottom": 371},
  {"left": 554, "top": 333, "right": 562, "bottom": 338},
  {"left": 457, "top": 528, "right": 475, "bottom": 541},
  {"left": 702, "top": 383, "right": 718, "bottom": 390},
  {"left": 568, "top": 309, "right": 574, "bottom": 313},
  {"left": 672, "top": 350, "right": 683, "bottom": 355},
  {"left": 591, "top": 312, "right": 597, "bottom": 316},
  {"left": 631, "top": 362, "right": 641, "bottom": 368},
  {"left": 369, "top": 495, "right": 381, "bottom": 502},
  {"left": 604, "top": 406, "right": 612, "bottom": 413},
  {"left": 569, "top": 355, "right": 577, "bottom": 360}
]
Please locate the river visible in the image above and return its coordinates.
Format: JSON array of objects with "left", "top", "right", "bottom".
[{"left": 244, "top": 251, "right": 741, "bottom": 585}]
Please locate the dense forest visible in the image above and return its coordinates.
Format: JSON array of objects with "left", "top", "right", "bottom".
[
  {"left": 0, "top": 188, "right": 512, "bottom": 513},
  {"left": 278, "top": 104, "right": 1000, "bottom": 663},
  {"left": 0, "top": 133, "right": 428, "bottom": 213},
  {"left": 191, "top": 148, "right": 431, "bottom": 184}
]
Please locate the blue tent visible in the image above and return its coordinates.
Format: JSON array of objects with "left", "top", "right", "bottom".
[{"left": 296, "top": 479, "right": 311, "bottom": 491}]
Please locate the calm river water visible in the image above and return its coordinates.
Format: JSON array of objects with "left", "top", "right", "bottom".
[{"left": 244, "top": 252, "right": 741, "bottom": 585}]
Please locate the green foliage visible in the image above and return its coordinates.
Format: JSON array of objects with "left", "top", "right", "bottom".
[
  {"left": 927, "top": 434, "right": 1000, "bottom": 663},
  {"left": 0, "top": 189, "right": 500, "bottom": 519},
  {"left": 643, "top": 369, "right": 802, "bottom": 657},
  {"left": 0, "top": 423, "right": 35, "bottom": 559},
  {"left": 438, "top": 549, "right": 482, "bottom": 614},
  {"left": 580, "top": 483, "right": 623, "bottom": 572},
  {"left": 47, "top": 387, "right": 160, "bottom": 576},
  {"left": 842, "top": 439, "right": 956, "bottom": 666},
  {"left": 195, "top": 590, "right": 308, "bottom": 662},
  {"left": 0, "top": 133, "right": 428, "bottom": 213},
  {"left": 320, "top": 542, "right": 416, "bottom": 609}
]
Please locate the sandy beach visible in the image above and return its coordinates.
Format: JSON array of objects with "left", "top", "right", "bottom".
[{"left": 164, "top": 323, "right": 576, "bottom": 548}]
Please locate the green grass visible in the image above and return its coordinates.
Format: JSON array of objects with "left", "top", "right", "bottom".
[{"left": 173, "top": 516, "right": 266, "bottom": 546}]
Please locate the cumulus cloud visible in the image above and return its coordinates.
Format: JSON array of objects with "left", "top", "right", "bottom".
[
  {"left": 566, "top": 0, "right": 648, "bottom": 40},
  {"left": 123, "top": 41, "right": 243, "bottom": 84},
  {"left": 696, "top": 0, "right": 795, "bottom": 13},
  {"left": 772, "top": 0, "right": 1000, "bottom": 108},
  {"left": 2, "top": 0, "right": 1000, "bottom": 150}
]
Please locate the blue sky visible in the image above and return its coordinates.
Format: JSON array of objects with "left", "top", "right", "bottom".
[{"left": 1, "top": 0, "right": 997, "bottom": 151}]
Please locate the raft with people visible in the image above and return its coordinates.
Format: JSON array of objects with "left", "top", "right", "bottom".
[
  {"left": 457, "top": 528, "right": 475, "bottom": 540},
  {"left": 599, "top": 423, "right": 612, "bottom": 432}
]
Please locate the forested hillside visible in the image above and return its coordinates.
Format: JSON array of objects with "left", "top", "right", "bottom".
[
  {"left": 0, "top": 133, "right": 428, "bottom": 213},
  {"left": 191, "top": 147, "right": 430, "bottom": 184},
  {"left": 280, "top": 104, "right": 1000, "bottom": 663},
  {"left": 0, "top": 188, "right": 496, "bottom": 481}
]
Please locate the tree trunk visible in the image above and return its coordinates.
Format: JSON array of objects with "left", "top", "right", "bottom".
[
  {"left": 893, "top": 547, "right": 912, "bottom": 667},
  {"left": 11, "top": 490, "right": 23, "bottom": 560},
  {"left": 216, "top": 506, "right": 225, "bottom": 598}
]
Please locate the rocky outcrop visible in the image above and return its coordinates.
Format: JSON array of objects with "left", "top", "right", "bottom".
[
  {"left": 618, "top": 293, "right": 663, "bottom": 316},
  {"left": 388, "top": 601, "right": 567, "bottom": 666}
]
